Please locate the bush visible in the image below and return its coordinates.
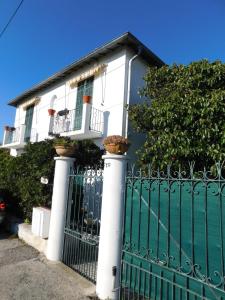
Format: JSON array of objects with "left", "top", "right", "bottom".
[
  {"left": 0, "top": 139, "right": 103, "bottom": 221},
  {"left": 14, "top": 140, "right": 56, "bottom": 219},
  {"left": 129, "top": 60, "right": 225, "bottom": 170}
]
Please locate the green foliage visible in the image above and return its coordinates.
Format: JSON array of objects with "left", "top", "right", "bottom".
[
  {"left": 75, "top": 140, "right": 104, "bottom": 168},
  {"left": 0, "top": 139, "right": 103, "bottom": 220},
  {"left": 0, "top": 149, "right": 21, "bottom": 216},
  {"left": 53, "top": 136, "right": 78, "bottom": 147},
  {"left": 14, "top": 140, "right": 56, "bottom": 219},
  {"left": 129, "top": 60, "right": 225, "bottom": 169},
  {"left": 0, "top": 149, "right": 14, "bottom": 190}
]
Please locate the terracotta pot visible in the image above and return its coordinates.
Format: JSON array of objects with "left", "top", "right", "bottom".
[
  {"left": 48, "top": 109, "right": 56, "bottom": 116},
  {"left": 4, "top": 126, "right": 10, "bottom": 131},
  {"left": 104, "top": 143, "right": 129, "bottom": 155},
  {"left": 83, "top": 95, "right": 91, "bottom": 104},
  {"left": 54, "top": 145, "right": 77, "bottom": 157}
]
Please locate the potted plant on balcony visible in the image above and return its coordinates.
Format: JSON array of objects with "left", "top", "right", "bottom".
[
  {"left": 4, "top": 126, "right": 10, "bottom": 131},
  {"left": 58, "top": 109, "right": 69, "bottom": 116},
  {"left": 53, "top": 136, "right": 78, "bottom": 157},
  {"left": 48, "top": 109, "right": 56, "bottom": 116},
  {"left": 103, "top": 135, "right": 130, "bottom": 155},
  {"left": 83, "top": 95, "right": 91, "bottom": 104}
]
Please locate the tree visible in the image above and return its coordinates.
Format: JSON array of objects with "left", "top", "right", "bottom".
[{"left": 129, "top": 60, "right": 225, "bottom": 169}]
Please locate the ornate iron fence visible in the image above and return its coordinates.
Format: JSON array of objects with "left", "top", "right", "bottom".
[
  {"left": 62, "top": 167, "right": 103, "bottom": 283},
  {"left": 121, "top": 163, "right": 225, "bottom": 300}
]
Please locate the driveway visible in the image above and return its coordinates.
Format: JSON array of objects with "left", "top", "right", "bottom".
[{"left": 0, "top": 231, "right": 95, "bottom": 300}]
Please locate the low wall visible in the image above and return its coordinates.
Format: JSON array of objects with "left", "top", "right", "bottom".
[{"left": 18, "top": 223, "right": 48, "bottom": 255}]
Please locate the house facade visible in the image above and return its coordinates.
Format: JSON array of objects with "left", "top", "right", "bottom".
[{"left": 1, "top": 32, "right": 163, "bottom": 157}]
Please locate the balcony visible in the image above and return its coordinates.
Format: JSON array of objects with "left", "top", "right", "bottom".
[
  {"left": 50, "top": 103, "right": 104, "bottom": 139},
  {"left": 1, "top": 125, "right": 37, "bottom": 149}
]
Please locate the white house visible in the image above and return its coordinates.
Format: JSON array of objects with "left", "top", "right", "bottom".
[{"left": 1, "top": 32, "right": 163, "bottom": 158}]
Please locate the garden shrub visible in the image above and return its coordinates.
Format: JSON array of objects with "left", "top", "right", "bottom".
[{"left": 0, "top": 139, "right": 103, "bottom": 221}]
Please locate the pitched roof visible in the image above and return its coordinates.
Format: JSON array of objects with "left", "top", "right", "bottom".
[{"left": 8, "top": 32, "right": 164, "bottom": 107}]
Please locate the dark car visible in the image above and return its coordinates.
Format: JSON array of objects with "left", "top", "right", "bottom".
[{"left": 0, "top": 196, "right": 6, "bottom": 225}]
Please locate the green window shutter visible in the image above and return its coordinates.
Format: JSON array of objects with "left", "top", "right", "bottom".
[
  {"left": 74, "top": 77, "right": 94, "bottom": 130},
  {"left": 24, "top": 105, "right": 34, "bottom": 142},
  {"left": 84, "top": 77, "right": 94, "bottom": 97}
]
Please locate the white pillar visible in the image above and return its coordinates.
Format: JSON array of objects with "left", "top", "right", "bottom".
[
  {"left": 19, "top": 124, "right": 26, "bottom": 144},
  {"left": 47, "top": 156, "right": 75, "bottom": 261},
  {"left": 3, "top": 129, "right": 7, "bottom": 145},
  {"left": 96, "top": 154, "right": 128, "bottom": 300},
  {"left": 82, "top": 103, "right": 91, "bottom": 133}
]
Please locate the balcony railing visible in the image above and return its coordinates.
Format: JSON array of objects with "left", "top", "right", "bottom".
[
  {"left": 2, "top": 125, "right": 37, "bottom": 148},
  {"left": 52, "top": 107, "right": 81, "bottom": 134},
  {"left": 90, "top": 107, "right": 104, "bottom": 132},
  {"left": 50, "top": 104, "right": 104, "bottom": 138},
  {"left": 4, "top": 127, "right": 20, "bottom": 145}
]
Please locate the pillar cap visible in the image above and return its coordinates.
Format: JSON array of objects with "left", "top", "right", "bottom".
[
  {"left": 102, "top": 154, "right": 129, "bottom": 160},
  {"left": 54, "top": 156, "right": 76, "bottom": 161}
]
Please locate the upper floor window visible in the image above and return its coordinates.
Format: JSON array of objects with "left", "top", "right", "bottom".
[
  {"left": 74, "top": 77, "right": 94, "bottom": 130},
  {"left": 77, "top": 77, "right": 94, "bottom": 101},
  {"left": 24, "top": 105, "right": 34, "bottom": 142}
]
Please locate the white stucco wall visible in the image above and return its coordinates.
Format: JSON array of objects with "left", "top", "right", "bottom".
[
  {"left": 125, "top": 50, "right": 149, "bottom": 161},
  {"left": 9, "top": 47, "right": 154, "bottom": 160},
  {"left": 13, "top": 49, "right": 127, "bottom": 148}
]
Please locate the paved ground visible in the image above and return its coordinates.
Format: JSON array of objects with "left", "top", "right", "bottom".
[{"left": 0, "top": 230, "right": 95, "bottom": 300}]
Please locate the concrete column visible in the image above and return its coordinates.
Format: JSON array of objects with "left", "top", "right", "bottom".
[
  {"left": 82, "top": 103, "right": 91, "bottom": 133},
  {"left": 3, "top": 129, "right": 7, "bottom": 145},
  {"left": 47, "top": 156, "right": 75, "bottom": 261},
  {"left": 48, "top": 116, "right": 55, "bottom": 134},
  {"left": 96, "top": 154, "right": 128, "bottom": 300},
  {"left": 19, "top": 124, "right": 26, "bottom": 144}
]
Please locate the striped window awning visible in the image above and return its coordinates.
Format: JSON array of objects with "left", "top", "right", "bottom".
[
  {"left": 21, "top": 96, "right": 41, "bottom": 110},
  {"left": 69, "top": 64, "right": 107, "bottom": 88}
]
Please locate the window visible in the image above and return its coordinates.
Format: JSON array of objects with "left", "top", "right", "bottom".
[
  {"left": 24, "top": 105, "right": 34, "bottom": 142},
  {"left": 74, "top": 77, "right": 94, "bottom": 130}
]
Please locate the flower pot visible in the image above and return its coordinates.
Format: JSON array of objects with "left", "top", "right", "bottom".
[
  {"left": 104, "top": 143, "right": 129, "bottom": 155},
  {"left": 54, "top": 145, "right": 77, "bottom": 157},
  {"left": 83, "top": 95, "right": 91, "bottom": 104},
  {"left": 48, "top": 109, "right": 56, "bottom": 116}
]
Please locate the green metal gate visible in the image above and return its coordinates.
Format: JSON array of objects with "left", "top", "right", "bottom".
[
  {"left": 62, "top": 167, "right": 103, "bottom": 283},
  {"left": 121, "top": 163, "right": 225, "bottom": 299}
]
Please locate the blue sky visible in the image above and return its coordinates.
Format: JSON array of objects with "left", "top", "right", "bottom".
[{"left": 0, "top": 0, "right": 225, "bottom": 141}]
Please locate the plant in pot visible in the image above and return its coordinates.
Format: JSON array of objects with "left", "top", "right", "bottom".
[
  {"left": 58, "top": 109, "right": 69, "bottom": 116},
  {"left": 53, "top": 136, "right": 78, "bottom": 157},
  {"left": 4, "top": 126, "right": 10, "bottom": 131},
  {"left": 103, "top": 135, "right": 130, "bottom": 155},
  {"left": 83, "top": 95, "right": 91, "bottom": 104}
]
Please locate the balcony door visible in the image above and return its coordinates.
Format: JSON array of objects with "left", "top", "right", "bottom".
[
  {"left": 24, "top": 105, "right": 34, "bottom": 142},
  {"left": 74, "top": 77, "right": 93, "bottom": 130}
]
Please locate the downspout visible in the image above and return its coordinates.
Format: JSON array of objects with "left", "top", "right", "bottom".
[{"left": 123, "top": 47, "right": 142, "bottom": 138}]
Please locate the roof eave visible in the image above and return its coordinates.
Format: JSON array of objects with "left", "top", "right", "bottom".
[{"left": 8, "top": 32, "right": 164, "bottom": 107}]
